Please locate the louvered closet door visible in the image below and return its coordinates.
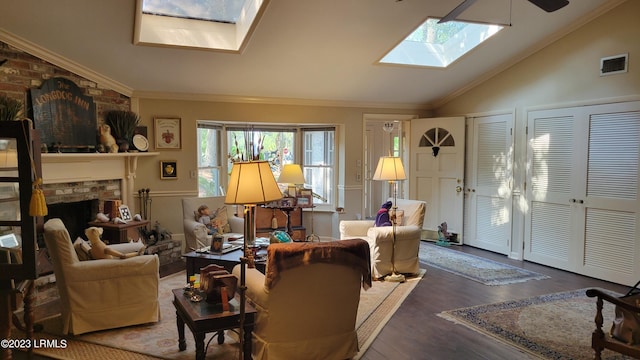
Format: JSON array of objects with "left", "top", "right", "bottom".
[
  {"left": 465, "top": 114, "right": 513, "bottom": 255},
  {"left": 524, "top": 108, "right": 584, "bottom": 271},
  {"left": 579, "top": 106, "right": 640, "bottom": 285},
  {"left": 525, "top": 101, "right": 640, "bottom": 285}
]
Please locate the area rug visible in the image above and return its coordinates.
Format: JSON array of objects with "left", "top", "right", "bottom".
[
  {"left": 439, "top": 288, "right": 632, "bottom": 360},
  {"left": 419, "top": 241, "right": 549, "bottom": 285},
  {"left": 14, "top": 268, "right": 425, "bottom": 360}
]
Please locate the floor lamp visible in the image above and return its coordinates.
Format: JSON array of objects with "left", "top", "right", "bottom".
[
  {"left": 225, "top": 161, "right": 283, "bottom": 360},
  {"left": 372, "top": 156, "right": 407, "bottom": 283}
]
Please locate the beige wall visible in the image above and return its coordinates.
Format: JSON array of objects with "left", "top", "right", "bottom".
[
  {"left": 133, "top": 98, "right": 426, "bottom": 240},
  {"left": 435, "top": 0, "right": 639, "bottom": 116}
]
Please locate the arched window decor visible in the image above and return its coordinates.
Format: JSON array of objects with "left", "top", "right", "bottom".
[{"left": 419, "top": 127, "right": 455, "bottom": 156}]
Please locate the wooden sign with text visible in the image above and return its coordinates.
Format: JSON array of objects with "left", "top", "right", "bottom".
[{"left": 30, "top": 77, "right": 96, "bottom": 152}]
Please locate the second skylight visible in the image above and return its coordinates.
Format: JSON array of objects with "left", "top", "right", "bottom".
[{"left": 380, "top": 18, "right": 503, "bottom": 68}]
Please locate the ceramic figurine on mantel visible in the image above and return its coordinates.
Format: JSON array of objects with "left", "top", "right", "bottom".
[{"left": 105, "top": 110, "right": 140, "bottom": 152}]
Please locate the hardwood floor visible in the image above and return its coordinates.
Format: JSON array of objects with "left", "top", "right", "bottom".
[
  {"left": 360, "top": 242, "right": 629, "bottom": 360},
  {"left": 13, "top": 244, "right": 630, "bottom": 360}
]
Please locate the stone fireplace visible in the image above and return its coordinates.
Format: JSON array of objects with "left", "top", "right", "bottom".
[{"left": 40, "top": 152, "right": 183, "bottom": 266}]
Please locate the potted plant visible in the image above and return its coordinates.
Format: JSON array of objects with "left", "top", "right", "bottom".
[
  {"left": 0, "top": 94, "right": 23, "bottom": 121},
  {"left": 105, "top": 110, "right": 140, "bottom": 152}
]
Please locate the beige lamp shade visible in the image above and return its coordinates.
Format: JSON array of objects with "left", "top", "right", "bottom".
[
  {"left": 277, "top": 164, "right": 306, "bottom": 185},
  {"left": 372, "top": 156, "right": 406, "bottom": 181},
  {"left": 225, "top": 161, "right": 283, "bottom": 205}
]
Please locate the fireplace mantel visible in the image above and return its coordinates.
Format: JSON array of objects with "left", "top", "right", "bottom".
[{"left": 41, "top": 152, "right": 159, "bottom": 206}]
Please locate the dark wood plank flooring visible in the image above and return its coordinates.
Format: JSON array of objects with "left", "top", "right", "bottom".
[
  {"left": 13, "top": 243, "right": 630, "bottom": 360},
  {"left": 360, "top": 242, "right": 629, "bottom": 360}
]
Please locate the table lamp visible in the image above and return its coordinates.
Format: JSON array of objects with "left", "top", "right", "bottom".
[
  {"left": 277, "top": 163, "right": 306, "bottom": 197},
  {"left": 372, "top": 156, "right": 407, "bottom": 282},
  {"left": 225, "top": 160, "right": 282, "bottom": 359}
]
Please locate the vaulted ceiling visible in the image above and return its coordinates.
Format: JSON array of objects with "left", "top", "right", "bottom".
[{"left": 0, "top": 0, "right": 627, "bottom": 108}]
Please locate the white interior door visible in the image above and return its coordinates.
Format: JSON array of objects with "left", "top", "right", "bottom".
[
  {"left": 410, "top": 117, "right": 465, "bottom": 240},
  {"left": 464, "top": 114, "right": 513, "bottom": 254},
  {"left": 524, "top": 101, "right": 640, "bottom": 286},
  {"left": 524, "top": 107, "right": 580, "bottom": 271}
]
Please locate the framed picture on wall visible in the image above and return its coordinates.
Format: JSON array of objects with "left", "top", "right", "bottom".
[
  {"left": 160, "top": 160, "right": 178, "bottom": 180},
  {"left": 154, "top": 117, "right": 181, "bottom": 150}
]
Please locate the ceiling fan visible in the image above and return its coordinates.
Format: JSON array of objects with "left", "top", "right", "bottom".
[{"left": 438, "top": 0, "right": 569, "bottom": 23}]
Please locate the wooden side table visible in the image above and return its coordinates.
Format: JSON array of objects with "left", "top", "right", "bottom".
[
  {"left": 87, "top": 220, "right": 149, "bottom": 244},
  {"left": 173, "top": 288, "right": 256, "bottom": 360}
]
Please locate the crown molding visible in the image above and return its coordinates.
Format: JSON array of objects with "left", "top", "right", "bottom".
[
  {"left": 133, "top": 90, "right": 430, "bottom": 111},
  {"left": 0, "top": 29, "right": 133, "bottom": 97}
]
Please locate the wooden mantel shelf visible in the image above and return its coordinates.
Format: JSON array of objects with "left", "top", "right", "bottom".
[{"left": 41, "top": 151, "right": 160, "bottom": 161}]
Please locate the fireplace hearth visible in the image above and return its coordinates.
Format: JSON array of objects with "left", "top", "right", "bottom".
[{"left": 45, "top": 200, "right": 97, "bottom": 242}]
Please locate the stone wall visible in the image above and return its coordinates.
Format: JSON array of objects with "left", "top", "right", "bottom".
[
  {"left": 146, "top": 239, "right": 183, "bottom": 267},
  {"left": 42, "top": 179, "right": 121, "bottom": 207}
]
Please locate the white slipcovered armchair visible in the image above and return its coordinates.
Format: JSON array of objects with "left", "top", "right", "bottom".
[
  {"left": 181, "top": 196, "right": 244, "bottom": 252},
  {"left": 340, "top": 199, "right": 426, "bottom": 279},
  {"left": 43, "top": 218, "right": 160, "bottom": 335}
]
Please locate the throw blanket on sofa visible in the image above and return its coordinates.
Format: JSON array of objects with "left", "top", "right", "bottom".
[{"left": 265, "top": 239, "right": 372, "bottom": 290}]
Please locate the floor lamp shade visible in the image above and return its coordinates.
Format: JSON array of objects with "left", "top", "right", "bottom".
[
  {"left": 372, "top": 156, "right": 406, "bottom": 182},
  {"left": 225, "top": 161, "right": 283, "bottom": 205}
]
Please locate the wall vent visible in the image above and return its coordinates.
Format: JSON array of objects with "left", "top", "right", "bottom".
[{"left": 600, "top": 53, "right": 628, "bottom": 76}]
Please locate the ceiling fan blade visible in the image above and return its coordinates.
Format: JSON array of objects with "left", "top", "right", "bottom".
[
  {"left": 528, "top": 0, "right": 569, "bottom": 12},
  {"left": 438, "top": 0, "right": 478, "bottom": 24}
]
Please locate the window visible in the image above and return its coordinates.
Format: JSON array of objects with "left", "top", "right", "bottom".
[
  {"left": 197, "top": 123, "right": 336, "bottom": 207},
  {"left": 197, "top": 123, "right": 222, "bottom": 196},
  {"left": 226, "top": 126, "right": 295, "bottom": 180},
  {"left": 302, "top": 128, "right": 334, "bottom": 205}
]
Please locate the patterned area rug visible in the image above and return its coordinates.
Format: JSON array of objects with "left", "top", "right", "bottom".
[
  {"left": 439, "top": 288, "right": 632, "bottom": 360},
  {"left": 419, "top": 241, "right": 550, "bottom": 285},
  {"left": 14, "top": 268, "right": 425, "bottom": 360}
]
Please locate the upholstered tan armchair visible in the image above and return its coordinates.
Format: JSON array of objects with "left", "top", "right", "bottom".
[
  {"left": 340, "top": 199, "right": 426, "bottom": 279},
  {"left": 43, "top": 218, "right": 160, "bottom": 335},
  {"left": 181, "top": 196, "right": 244, "bottom": 252},
  {"left": 233, "top": 239, "right": 371, "bottom": 360}
]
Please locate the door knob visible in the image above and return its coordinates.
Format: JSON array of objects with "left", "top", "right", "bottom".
[{"left": 456, "top": 186, "right": 462, "bottom": 193}]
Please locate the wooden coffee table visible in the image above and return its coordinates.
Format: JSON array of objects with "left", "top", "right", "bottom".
[
  {"left": 183, "top": 248, "right": 266, "bottom": 282},
  {"left": 173, "top": 288, "right": 256, "bottom": 360}
]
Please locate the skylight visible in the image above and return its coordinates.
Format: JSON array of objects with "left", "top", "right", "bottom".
[
  {"left": 134, "top": 0, "right": 269, "bottom": 52},
  {"left": 380, "top": 18, "right": 503, "bottom": 68},
  {"left": 142, "top": 0, "right": 245, "bottom": 24}
]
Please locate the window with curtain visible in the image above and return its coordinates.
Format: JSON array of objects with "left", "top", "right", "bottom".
[{"left": 197, "top": 122, "right": 336, "bottom": 206}]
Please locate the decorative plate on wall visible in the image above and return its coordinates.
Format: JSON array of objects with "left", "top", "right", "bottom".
[{"left": 132, "top": 134, "right": 149, "bottom": 152}]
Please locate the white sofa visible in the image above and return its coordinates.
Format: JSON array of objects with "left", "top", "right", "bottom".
[
  {"left": 340, "top": 198, "right": 426, "bottom": 279},
  {"left": 43, "top": 218, "right": 160, "bottom": 335},
  {"left": 181, "top": 196, "right": 244, "bottom": 252},
  {"left": 233, "top": 239, "right": 371, "bottom": 360}
]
